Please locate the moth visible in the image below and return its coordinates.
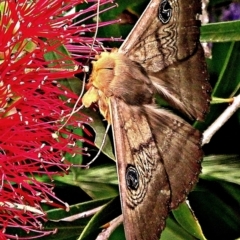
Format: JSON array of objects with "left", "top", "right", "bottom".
[{"left": 82, "top": 0, "right": 211, "bottom": 239}]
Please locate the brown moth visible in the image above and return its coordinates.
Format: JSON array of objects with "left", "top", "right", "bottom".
[{"left": 82, "top": 0, "right": 211, "bottom": 239}]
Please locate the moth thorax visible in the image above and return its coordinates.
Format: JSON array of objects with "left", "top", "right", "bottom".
[{"left": 107, "top": 53, "right": 154, "bottom": 105}]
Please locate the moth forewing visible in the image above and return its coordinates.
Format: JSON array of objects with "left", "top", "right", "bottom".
[
  {"left": 119, "top": 0, "right": 210, "bottom": 121},
  {"left": 109, "top": 97, "right": 171, "bottom": 240},
  {"left": 119, "top": 0, "right": 160, "bottom": 54}
]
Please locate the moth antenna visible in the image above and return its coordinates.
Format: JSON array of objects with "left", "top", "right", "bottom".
[
  {"left": 57, "top": 0, "right": 101, "bottom": 130},
  {"left": 58, "top": 0, "right": 101, "bottom": 130},
  {"left": 100, "top": 43, "right": 107, "bottom": 52},
  {"left": 58, "top": 69, "right": 87, "bottom": 131},
  {"left": 86, "top": 0, "right": 101, "bottom": 62},
  {"left": 24, "top": 65, "right": 78, "bottom": 74},
  {"left": 85, "top": 123, "right": 111, "bottom": 168}
]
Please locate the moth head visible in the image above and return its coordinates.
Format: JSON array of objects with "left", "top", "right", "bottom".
[
  {"left": 89, "top": 52, "right": 116, "bottom": 91},
  {"left": 82, "top": 52, "right": 119, "bottom": 123}
]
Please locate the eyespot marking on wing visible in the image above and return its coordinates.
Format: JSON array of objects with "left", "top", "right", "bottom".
[
  {"left": 158, "top": 0, "right": 172, "bottom": 24},
  {"left": 126, "top": 165, "right": 139, "bottom": 190}
]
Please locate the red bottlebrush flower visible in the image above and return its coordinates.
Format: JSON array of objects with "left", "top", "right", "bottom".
[{"left": 0, "top": 0, "right": 117, "bottom": 238}]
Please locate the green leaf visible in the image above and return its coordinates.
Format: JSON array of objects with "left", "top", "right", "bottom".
[
  {"left": 82, "top": 108, "right": 115, "bottom": 161},
  {"left": 75, "top": 164, "right": 119, "bottom": 199},
  {"left": 202, "top": 155, "right": 240, "bottom": 184},
  {"left": 40, "top": 198, "right": 114, "bottom": 240},
  {"left": 48, "top": 197, "right": 112, "bottom": 220},
  {"left": 96, "top": 0, "right": 149, "bottom": 48},
  {"left": 54, "top": 164, "right": 119, "bottom": 199},
  {"left": 189, "top": 179, "right": 240, "bottom": 239},
  {"left": 211, "top": 41, "right": 240, "bottom": 98},
  {"left": 172, "top": 202, "right": 206, "bottom": 240},
  {"left": 201, "top": 21, "right": 240, "bottom": 42},
  {"left": 161, "top": 216, "right": 197, "bottom": 240},
  {"left": 78, "top": 197, "right": 122, "bottom": 240}
]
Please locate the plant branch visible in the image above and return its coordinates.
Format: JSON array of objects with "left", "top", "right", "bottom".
[{"left": 202, "top": 94, "right": 240, "bottom": 145}]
